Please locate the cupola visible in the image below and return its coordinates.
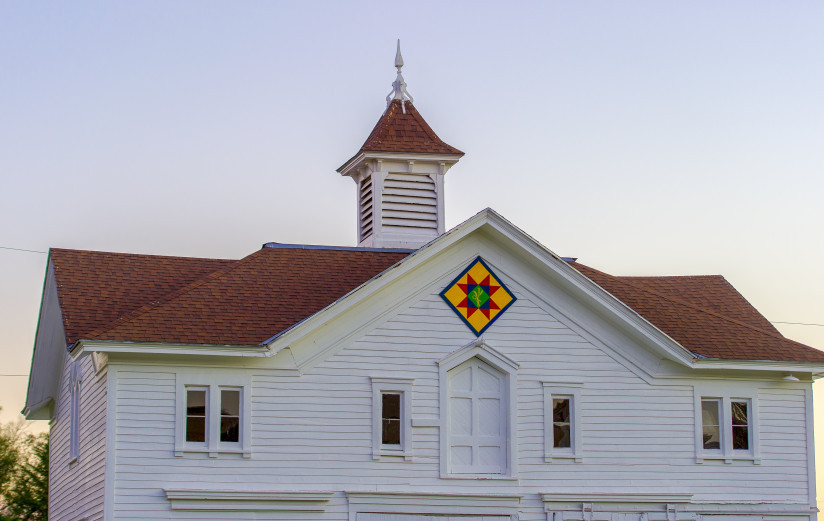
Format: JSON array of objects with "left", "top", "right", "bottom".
[{"left": 338, "top": 41, "right": 464, "bottom": 249}]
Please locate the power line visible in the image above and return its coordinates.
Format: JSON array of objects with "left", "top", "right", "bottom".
[
  {"left": 0, "top": 374, "right": 28, "bottom": 377},
  {"left": 0, "top": 246, "right": 46, "bottom": 254},
  {"left": 772, "top": 321, "right": 824, "bottom": 328}
]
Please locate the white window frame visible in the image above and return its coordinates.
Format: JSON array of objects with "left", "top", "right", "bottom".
[
  {"left": 438, "top": 339, "right": 518, "bottom": 479},
  {"left": 542, "top": 381, "right": 583, "bottom": 463},
  {"left": 694, "top": 384, "right": 760, "bottom": 464},
  {"left": 69, "top": 361, "right": 82, "bottom": 463},
  {"left": 175, "top": 372, "right": 251, "bottom": 458},
  {"left": 370, "top": 377, "right": 414, "bottom": 460}
]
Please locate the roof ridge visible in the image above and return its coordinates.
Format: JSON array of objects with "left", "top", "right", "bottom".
[
  {"left": 619, "top": 274, "right": 725, "bottom": 280},
  {"left": 576, "top": 263, "right": 807, "bottom": 351},
  {"left": 50, "top": 247, "right": 234, "bottom": 263},
  {"left": 80, "top": 252, "right": 266, "bottom": 343}
]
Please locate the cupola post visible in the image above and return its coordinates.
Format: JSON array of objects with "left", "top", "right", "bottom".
[{"left": 337, "top": 41, "right": 464, "bottom": 249}]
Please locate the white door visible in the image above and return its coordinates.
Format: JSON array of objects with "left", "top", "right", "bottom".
[{"left": 447, "top": 357, "right": 507, "bottom": 474}]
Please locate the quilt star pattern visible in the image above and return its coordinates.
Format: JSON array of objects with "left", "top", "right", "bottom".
[{"left": 440, "top": 256, "right": 516, "bottom": 336}]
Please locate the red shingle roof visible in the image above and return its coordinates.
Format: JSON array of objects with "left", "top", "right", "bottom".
[
  {"left": 51, "top": 249, "right": 235, "bottom": 346},
  {"left": 48, "top": 247, "right": 824, "bottom": 363},
  {"left": 357, "top": 99, "right": 464, "bottom": 156},
  {"left": 571, "top": 263, "right": 824, "bottom": 363},
  {"left": 52, "top": 247, "right": 408, "bottom": 346}
]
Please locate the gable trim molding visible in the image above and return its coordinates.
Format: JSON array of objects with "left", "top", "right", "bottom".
[
  {"left": 346, "top": 491, "right": 521, "bottom": 521},
  {"left": 163, "top": 489, "right": 333, "bottom": 511}
]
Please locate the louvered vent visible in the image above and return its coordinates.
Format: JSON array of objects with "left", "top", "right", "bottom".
[
  {"left": 359, "top": 177, "right": 374, "bottom": 242},
  {"left": 382, "top": 173, "right": 438, "bottom": 230}
]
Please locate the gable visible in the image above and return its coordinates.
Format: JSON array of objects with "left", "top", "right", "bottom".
[
  {"left": 280, "top": 233, "right": 680, "bottom": 380},
  {"left": 269, "top": 211, "right": 824, "bottom": 370},
  {"left": 41, "top": 212, "right": 824, "bottom": 365}
]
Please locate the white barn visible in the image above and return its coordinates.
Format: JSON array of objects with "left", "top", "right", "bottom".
[{"left": 25, "top": 46, "right": 824, "bottom": 521}]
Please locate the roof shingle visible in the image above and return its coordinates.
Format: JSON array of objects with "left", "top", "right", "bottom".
[
  {"left": 48, "top": 246, "right": 824, "bottom": 363},
  {"left": 357, "top": 99, "right": 464, "bottom": 156}
]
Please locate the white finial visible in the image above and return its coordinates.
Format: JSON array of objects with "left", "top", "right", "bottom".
[{"left": 386, "top": 39, "right": 414, "bottom": 113}]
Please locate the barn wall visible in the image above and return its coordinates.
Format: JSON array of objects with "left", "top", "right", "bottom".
[{"left": 109, "top": 281, "right": 813, "bottom": 521}]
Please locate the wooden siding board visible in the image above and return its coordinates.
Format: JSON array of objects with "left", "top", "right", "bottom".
[
  {"left": 107, "top": 282, "right": 814, "bottom": 519},
  {"left": 50, "top": 353, "right": 107, "bottom": 521}
]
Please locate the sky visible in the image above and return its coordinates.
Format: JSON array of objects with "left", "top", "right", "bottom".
[{"left": 1, "top": 0, "right": 823, "bottom": 498}]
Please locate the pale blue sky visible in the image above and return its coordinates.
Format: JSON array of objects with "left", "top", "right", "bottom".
[{"left": 1, "top": 0, "right": 822, "bottom": 483}]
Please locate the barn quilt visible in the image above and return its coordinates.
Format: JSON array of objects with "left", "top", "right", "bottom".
[{"left": 440, "top": 256, "right": 516, "bottom": 336}]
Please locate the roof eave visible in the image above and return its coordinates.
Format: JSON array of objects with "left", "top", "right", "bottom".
[
  {"left": 337, "top": 150, "right": 464, "bottom": 176},
  {"left": 691, "top": 358, "right": 824, "bottom": 375},
  {"left": 71, "top": 339, "right": 270, "bottom": 358}
]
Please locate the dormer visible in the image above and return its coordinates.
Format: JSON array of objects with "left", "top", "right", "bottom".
[{"left": 338, "top": 41, "right": 464, "bottom": 249}]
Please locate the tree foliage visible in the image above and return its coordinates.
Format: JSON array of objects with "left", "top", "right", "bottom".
[{"left": 0, "top": 409, "right": 48, "bottom": 521}]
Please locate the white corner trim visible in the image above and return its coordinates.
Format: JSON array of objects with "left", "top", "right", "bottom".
[
  {"left": 805, "top": 386, "right": 817, "bottom": 509},
  {"left": 164, "top": 489, "right": 332, "bottom": 511},
  {"left": 91, "top": 352, "right": 108, "bottom": 375},
  {"left": 103, "top": 366, "right": 117, "bottom": 521}
]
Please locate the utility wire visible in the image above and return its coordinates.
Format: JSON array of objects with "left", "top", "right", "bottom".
[
  {"left": 0, "top": 246, "right": 46, "bottom": 254},
  {"left": 0, "top": 374, "right": 28, "bottom": 377},
  {"left": 772, "top": 321, "right": 824, "bottom": 328}
]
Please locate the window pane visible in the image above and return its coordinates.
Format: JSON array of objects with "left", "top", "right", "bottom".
[
  {"left": 732, "top": 425, "right": 749, "bottom": 450},
  {"left": 220, "top": 417, "right": 240, "bottom": 443},
  {"left": 701, "top": 399, "right": 721, "bottom": 450},
  {"left": 186, "top": 416, "right": 206, "bottom": 442},
  {"left": 187, "top": 390, "right": 206, "bottom": 416},
  {"left": 729, "top": 400, "right": 749, "bottom": 450},
  {"left": 731, "top": 401, "right": 748, "bottom": 426},
  {"left": 553, "top": 398, "right": 570, "bottom": 423},
  {"left": 221, "top": 390, "right": 240, "bottom": 416},
  {"left": 382, "top": 419, "right": 401, "bottom": 445},
  {"left": 382, "top": 393, "right": 401, "bottom": 420},
  {"left": 553, "top": 424, "right": 571, "bottom": 448}
]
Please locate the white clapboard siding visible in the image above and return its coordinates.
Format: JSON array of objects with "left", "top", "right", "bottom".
[
  {"left": 109, "top": 282, "right": 813, "bottom": 520},
  {"left": 50, "top": 353, "right": 107, "bottom": 521}
]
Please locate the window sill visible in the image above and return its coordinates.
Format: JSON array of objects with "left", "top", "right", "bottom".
[
  {"left": 372, "top": 449, "right": 413, "bottom": 461},
  {"left": 545, "top": 453, "right": 582, "bottom": 463},
  {"left": 696, "top": 454, "right": 760, "bottom": 465},
  {"left": 175, "top": 446, "right": 251, "bottom": 459},
  {"left": 439, "top": 473, "right": 519, "bottom": 481}
]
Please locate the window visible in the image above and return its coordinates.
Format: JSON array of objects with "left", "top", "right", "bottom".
[
  {"left": 371, "top": 377, "right": 413, "bottom": 460},
  {"left": 69, "top": 361, "right": 82, "bottom": 462},
  {"left": 381, "top": 393, "right": 401, "bottom": 445},
  {"left": 220, "top": 389, "right": 241, "bottom": 443},
  {"left": 438, "top": 340, "right": 518, "bottom": 478},
  {"left": 694, "top": 386, "right": 759, "bottom": 464},
  {"left": 553, "top": 398, "right": 571, "bottom": 447},
  {"left": 175, "top": 374, "right": 250, "bottom": 458},
  {"left": 731, "top": 400, "right": 749, "bottom": 450},
  {"left": 543, "top": 382, "right": 583, "bottom": 462},
  {"left": 185, "top": 387, "right": 208, "bottom": 444}
]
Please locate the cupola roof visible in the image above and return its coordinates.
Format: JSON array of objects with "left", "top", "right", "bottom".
[{"left": 357, "top": 98, "right": 465, "bottom": 156}]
